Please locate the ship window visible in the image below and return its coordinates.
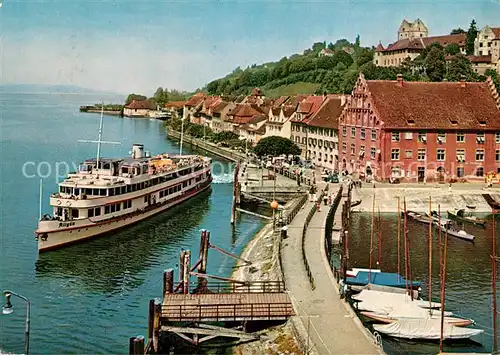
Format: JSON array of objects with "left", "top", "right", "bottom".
[
  {"left": 72, "top": 209, "right": 79, "bottom": 218},
  {"left": 159, "top": 190, "right": 164, "bottom": 198},
  {"left": 183, "top": 181, "right": 188, "bottom": 188},
  {"left": 94, "top": 207, "right": 101, "bottom": 216},
  {"left": 116, "top": 203, "right": 121, "bottom": 212},
  {"left": 105, "top": 205, "right": 110, "bottom": 214},
  {"left": 144, "top": 196, "right": 148, "bottom": 203},
  {"left": 88, "top": 208, "right": 94, "bottom": 218},
  {"left": 93, "top": 189, "right": 99, "bottom": 196},
  {"left": 109, "top": 189, "right": 114, "bottom": 196},
  {"left": 121, "top": 186, "right": 126, "bottom": 194},
  {"left": 127, "top": 185, "right": 132, "bottom": 193},
  {"left": 140, "top": 182, "right": 145, "bottom": 190},
  {"left": 132, "top": 184, "right": 136, "bottom": 192},
  {"left": 74, "top": 188, "right": 80, "bottom": 196},
  {"left": 100, "top": 189, "right": 106, "bottom": 196},
  {"left": 60, "top": 186, "right": 65, "bottom": 193},
  {"left": 115, "top": 187, "right": 120, "bottom": 195},
  {"left": 110, "top": 204, "right": 116, "bottom": 213}
]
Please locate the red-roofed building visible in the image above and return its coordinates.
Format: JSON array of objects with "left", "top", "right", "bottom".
[
  {"left": 211, "top": 101, "right": 236, "bottom": 133},
  {"left": 339, "top": 73, "right": 500, "bottom": 182},
  {"left": 263, "top": 100, "right": 297, "bottom": 141},
  {"left": 304, "top": 96, "right": 347, "bottom": 170},
  {"left": 226, "top": 103, "right": 266, "bottom": 131},
  {"left": 124, "top": 99, "right": 156, "bottom": 117},
  {"left": 238, "top": 115, "right": 268, "bottom": 144},
  {"left": 242, "top": 88, "right": 266, "bottom": 105},
  {"left": 164, "top": 101, "right": 186, "bottom": 118},
  {"left": 183, "top": 92, "right": 206, "bottom": 123}
]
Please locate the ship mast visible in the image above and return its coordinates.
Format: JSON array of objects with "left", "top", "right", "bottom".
[{"left": 78, "top": 102, "right": 121, "bottom": 169}]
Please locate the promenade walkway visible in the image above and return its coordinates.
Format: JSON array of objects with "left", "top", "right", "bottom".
[{"left": 281, "top": 183, "right": 381, "bottom": 355}]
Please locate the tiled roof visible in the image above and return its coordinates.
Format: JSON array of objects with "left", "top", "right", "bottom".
[
  {"left": 307, "top": 97, "right": 345, "bottom": 129},
  {"left": 288, "top": 94, "right": 309, "bottom": 107},
  {"left": 366, "top": 80, "right": 500, "bottom": 130},
  {"left": 282, "top": 105, "right": 297, "bottom": 117},
  {"left": 185, "top": 93, "right": 206, "bottom": 107},
  {"left": 203, "top": 96, "right": 222, "bottom": 111},
  {"left": 125, "top": 99, "right": 155, "bottom": 110},
  {"left": 492, "top": 27, "right": 500, "bottom": 39},
  {"left": 273, "top": 96, "right": 290, "bottom": 107},
  {"left": 467, "top": 55, "right": 492, "bottom": 63},
  {"left": 212, "top": 101, "right": 229, "bottom": 114},
  {"left": 251, "top": 88, "right": 263, "bottom": 96},
  {"left": 271, "top": 107, "right": 281, "bottom": 116},
  {"left": 383, "top": 33, "right": 466, "bottom": 52},
  {"left": 164, "top": 101, "right": 185, "bottom": 109},
  {"left": 375, "top": 43, "right": 385, "bottom": 52},
  {"left": 229, "top": 104, "right": 266, "bottom": 124}
]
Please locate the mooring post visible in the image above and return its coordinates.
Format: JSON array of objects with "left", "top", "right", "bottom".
[
  {"left": 128, "top": 336, "right": 144, "bottom": 355},
  {"left": 147, "top": 299, "right": 155, "bottom": 343},
  {"left": 183, "top": 250, "right": 191, "bottom": 294},
  {"left": 152, "top": 298, "right": 161, "bottom": 353},
  {"left": 197, "top": 230, "right": 208, "bottom": 291},
  {"left": 179, "top": 250, "right": 186, "bottom": 293},
  {"left": 164, "top": 269, "right": 174, "bottom": 296}
]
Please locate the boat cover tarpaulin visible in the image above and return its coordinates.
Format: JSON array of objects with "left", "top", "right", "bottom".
[
  {"left": 353, "top": 290, "right": 442, "bottom": 311},
  {"left": 345, "top": 272, "right": 421, "bottom": 289},
  {"left": 373, "top": 318, "right": 483, "bottom": 340}
]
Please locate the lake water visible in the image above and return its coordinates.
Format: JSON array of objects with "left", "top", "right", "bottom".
[
  {"left": 345, "top": 212, "right": 498, "bottom": 354},
  {"left": 0, "top": 93, "right": 263, "bottom": 354}
]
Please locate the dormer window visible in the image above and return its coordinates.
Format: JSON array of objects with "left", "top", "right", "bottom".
[
  {"left": 407, "top": 119, "right": 415, "bottom": 125},
  {"left": 450, "top": 119, "right": 458, "bottom": 125},
  {"left": 479, "top": 120, "right": 487, "bottom": 126}
]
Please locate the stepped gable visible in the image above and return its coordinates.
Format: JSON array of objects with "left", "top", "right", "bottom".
[
  {"left": 366, "top": 79, "right": 500, "bottom": 130},
  {"left": 307, "top": 97, "right": 345, "bottom": 129}
]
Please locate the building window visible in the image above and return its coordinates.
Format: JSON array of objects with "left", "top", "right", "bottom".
[
  {"left": 457, "top": 132, "right": 465, "bottom": 142},
  {"left": 342, "top": 126, "right": 347, "bottom": 136},
  {"left": 477, "top": 132, "right": 485, "bottom": 144},
  {"left": 417, "top": 149, "right": 426, "bottom": 161},
  {"left": 456, "top": 149, "right": 465, "bottom": 162},
  {"left": 405, "top": 150, "right": 413, "bottom": 159},
  {"left": 360, "top": 145, "right": 365, "bottom": 158},
  {"left": 371, "top": 147, "right": 376, "bottom": 159},
  {"left": 437, "top": 132, "right": 446, "bottom": 143},
  {"left": 457, "top": 167, "right": 465, "bottom": 178},
  {"left": 360, "top": 128, "right": 366, "bottom": 140},
  {"left": 371, "top": 129, "right": 376, "bottom": 141},
  {"left": 350, "top": 143, "right": 355, "bottom": 155},
  {"left": 404, "top": 132, "right": 413, "bottom": 140},
  {"left": 496, "top": 132, "right": 500, "bottom": 143},
  {"left": 496, "top": 150, "right": 500, "bottom": 161},
  {"left": 418, "top": 132, "right": 427, "bottom": 143},
  {"left": 476, "top": 167, "right": 484, "bottom": 177},
  {"left": 342, "top": 142, "right": 347, "bottom": 153},
  {"left": 391, "top": 149, "right": 400, "bottom": 160},
  {"left": 476, "top": 149, "right": 485, "bottom": 161},
  {"left": 351, "top": 127, "right": 356, "bottom": 137},
  {"left": 437, "top": 149, "right": 445, "bottom": 161},
  {"left": 392, "top": 132, "right": 400, "bottom": 142}
]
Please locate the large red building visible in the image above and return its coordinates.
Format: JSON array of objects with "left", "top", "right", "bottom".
[{"left": 339, "top": 74, "right": 500, "bottom": 182}]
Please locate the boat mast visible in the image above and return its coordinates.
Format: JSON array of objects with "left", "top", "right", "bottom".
[
  {"left": 428, "top": 196, "right": 432, "bottom": 314},
  {"left": 439, "top": 214, "right": 449, "bottom": 353},
  {"left": 403, "top": 198, "right": 408, "bottom": 294},
  {"left": 96, "top": 103, "right": 104, "bottom": 170},
  {"left": 397, "top": 197, "right": 401, "bottom": 281},
  {"left": 38, "top": 179, "right": 43, "bottom": 221},
  {"left": 180, "top": 118, "right": 185, "bottom": 156},
  {"left": 369, "top": 192, "right": 375, "bottom": 281},
  {"left": 493, "top": 208, "right": 498, "bottom": 354},
  {"left": 377, "top": 207, "right": 381, "bottom": 267}
]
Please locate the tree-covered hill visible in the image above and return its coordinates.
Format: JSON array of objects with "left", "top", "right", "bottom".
[{"left": 203, "top": 23, "right": 500, "bottom": 97}]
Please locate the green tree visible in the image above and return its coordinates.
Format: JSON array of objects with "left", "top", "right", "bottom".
[
  {"left": 445, "top": 54, "right": 475, "bottom": 81},
  {"left": 332, "top": 50, "right": 354, "bottom": 68},
  {"left": 254, "top": 136, "right": 301, "bottom": 157},
  {"left": 206, "top": 80, "right": 219, "bottom": 94},
  {"left": 153, "top": 87, "right": 169, "bottom": 106},
  {"left": 312, "top": 42, "right": 326, "bottom": 53},
  {"left": 125, "top": 93, "right": 147, "bottom": 105},
  {"left": 424, "top": 47, "right": 446, "bottom": 82},
  {"left": 354, "top": 35, "right": 360, "bottom": 48},
  {"left": 466, "top": 19, "right": 478, "bottom": 55},
  {"left": 445, "top": 44, "right": 460, "bottom": 56},
  {"left": 356, "top": 48, "right": 374, "bottom": 67},
  {"left": 451, "top": 28, "right": 466, "bottom": 35}
]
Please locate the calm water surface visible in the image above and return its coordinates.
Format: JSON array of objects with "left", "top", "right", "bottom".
[
  {"left": 345, "top": 212, "right": 498, "bottom": 354},
  {"left": 0, "top": 93, "right": 263, "bottom": 354}
]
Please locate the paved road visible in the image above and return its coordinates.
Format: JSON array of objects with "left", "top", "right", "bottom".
[{"left": 281, "top": 184, "right": 381, "bottom": 355}]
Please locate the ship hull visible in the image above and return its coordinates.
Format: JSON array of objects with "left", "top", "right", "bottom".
[{"left": 37, "top": 181, "right": 211, "bottom": 252}]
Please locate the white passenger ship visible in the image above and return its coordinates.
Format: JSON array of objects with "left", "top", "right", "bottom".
[{"left": 35, "top": 144, "right": 212, "bottom": 252}]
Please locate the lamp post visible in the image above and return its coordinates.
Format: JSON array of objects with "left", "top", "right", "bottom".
[{"left": 3, "top": 290, "right": 30, "bottom": 355}]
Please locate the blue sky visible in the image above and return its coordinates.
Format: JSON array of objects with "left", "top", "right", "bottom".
[{"left": 1, "top": 0, "right": 499, "bottom": 95}]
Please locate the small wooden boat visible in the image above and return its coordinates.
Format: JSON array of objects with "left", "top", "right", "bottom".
[
  {"left": 447, "top": 208, "right": 487, "bottom": 227},
  {"left": 403, "top": 210, "right": 432, "bottom": 224},
  {"left": 426, "top": 211, "right": 452, "bottom": 226},
  {"left": 439, "top": 224, "right": 475, "bottom": 242}
]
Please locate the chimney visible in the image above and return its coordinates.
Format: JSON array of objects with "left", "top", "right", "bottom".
[
  {"left": 397, "top": 74, "right": 404, "bottom": 87},
  {"left": 460, "top": 75, "right": 466, "bottom": 88}
]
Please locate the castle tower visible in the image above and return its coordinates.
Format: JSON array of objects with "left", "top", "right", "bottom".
[{"left": 398, "top": 18, "right": 428, "bottom": 40}]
